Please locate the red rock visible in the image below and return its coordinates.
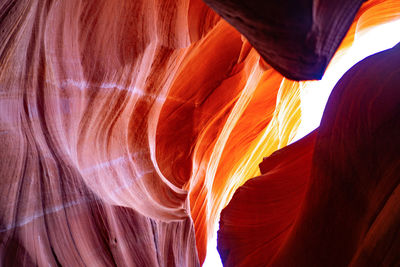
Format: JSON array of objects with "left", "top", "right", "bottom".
[
  {"left": 218, "top": 130, "right": 318, "bottom": 266},
  {"left": 1, "top": 0, "right": 295, "bottom": 264},
  {"left": 218, "top": 42, "right": 400, "bottom": 266},
  {"left": 272, "top": 41, "right": 400, "bottom": 267},
  {"left": 1, "top": 0, "right": 399, "bottom": 266}
]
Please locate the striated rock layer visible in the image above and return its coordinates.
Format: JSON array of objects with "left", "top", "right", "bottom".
[
  {"left": 0, "top": 0, "right": 300, "bottom": 265},
  {"left": 0, "top": 0, "right": 399, "bottom": 266},
  {"left": 218, "top": 41, "right": 400, "bottom": 266},
  {"left": 0, "top": 0, "right": 205, "bottom": 265}
]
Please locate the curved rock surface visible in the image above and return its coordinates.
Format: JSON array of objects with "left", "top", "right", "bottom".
[
  {"left": 218, "top": 130, "right": 318, "bottom": 266},
  {"left": 0, "top": 0, "right": 399, "bottom": 266},
  {"left": 0, "top": 0, "right": 300, "bottom": 265},
  {"left": 218, "top": 40, "right": 400, "bottom": 267},
  {"left": 203, "top": 0, "right": 365, "bottom": 80},
  {"left": 273, "top": 40, "right": 400, "bottom": 267}
]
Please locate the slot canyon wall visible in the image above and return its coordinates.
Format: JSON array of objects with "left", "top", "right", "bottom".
[{"left": 0, "top": 0, "right": 399, "bottom": 266}]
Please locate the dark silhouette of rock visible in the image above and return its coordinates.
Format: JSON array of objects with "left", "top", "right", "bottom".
[{"left": 203, "top": 0, "right": 365, "bottom": 80}]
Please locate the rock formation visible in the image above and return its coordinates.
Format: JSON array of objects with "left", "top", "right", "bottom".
[
  {"left": 203, "top": 0, "right": 365, "bottom": 80},
  {"left": 218, "top": 41, "right": 400, "bottom": 266},
  {"left": 0, "top": 0, "right": 399, "bottom": 266}
]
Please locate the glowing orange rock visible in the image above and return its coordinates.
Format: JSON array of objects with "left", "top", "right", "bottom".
[
  {"left": 0, "top": 0, "right": 298, "bottom": 265},
  {"left": 218, "top": 130, "right": 318, "bottom": 266},
  {"left": 0, "top": 0, "right": 399, "bottom": 266},
  {"left": 218, "top": 41, "right": 400, "bottom": 266},
  {"left": 272, "top": 41, "right": 400, "bottom": 267}
]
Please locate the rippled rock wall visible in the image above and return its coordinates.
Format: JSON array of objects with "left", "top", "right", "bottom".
[{"left": 0, "top": 0, "right": 399, "bottom": 266}]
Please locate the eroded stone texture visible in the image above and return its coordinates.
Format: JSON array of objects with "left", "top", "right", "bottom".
[
  {"left": 0, "top": 0, "right": 302, "bottom": 265},
  {"left": 218, "top": 42, "right": 400, "bottom": 266},
  {"left": 218, "top": 130, "right": 318, "bottom": 266},
  {"left": 203, "top": 0, "right": 365, "bottom": 80},
  {"left": 272, "top": 41, "right": 400, "bottom": 267},
  {"left": 0, "top": 0, "right": 399, "bottom": 266}
]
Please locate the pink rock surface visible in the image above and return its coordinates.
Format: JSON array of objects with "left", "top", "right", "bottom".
[
  {"left": 1, "top": 0, "right": 295, "bottom": 265},
  {"left": 1, "top": 0, "right": 399, "bottom": 266}
]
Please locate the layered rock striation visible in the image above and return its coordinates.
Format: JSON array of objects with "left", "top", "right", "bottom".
[{"left": 0, "top": 0, "right": 399, "bottom": 266}]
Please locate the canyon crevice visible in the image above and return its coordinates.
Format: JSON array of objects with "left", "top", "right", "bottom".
[{"left": 0, "top": 0, "right": 399, "bottom": 266}]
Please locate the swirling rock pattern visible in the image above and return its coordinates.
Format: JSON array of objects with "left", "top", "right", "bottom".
[
  {"left": 0, "top": 0, "right": 399, "bottom": 266},
  {"left": 0, "top": 0, "right": 301, "bottom": 265}
]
